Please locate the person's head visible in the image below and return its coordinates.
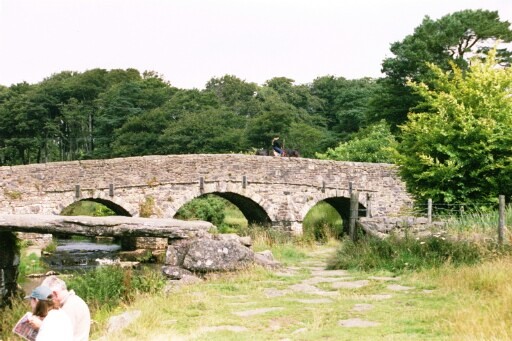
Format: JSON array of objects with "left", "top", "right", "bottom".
[
  {"left": 25, "top": 286, "right": 56, "bottom": 317},
  {"left": 41, "top": 275, "right": 68, "bottom": 307}
]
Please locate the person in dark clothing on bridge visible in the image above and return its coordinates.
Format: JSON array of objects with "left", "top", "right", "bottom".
[{"left": 272, "top": 136, "right": 284, "bottom": 156}]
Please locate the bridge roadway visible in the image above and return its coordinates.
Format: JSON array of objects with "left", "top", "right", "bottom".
[{"left": 0, "top": 154, "right": 413, "bottom": 233}]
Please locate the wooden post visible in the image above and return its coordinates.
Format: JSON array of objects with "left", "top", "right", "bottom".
[
  {"left": 427, "top": 199, "right": 432, "bottom": 224},
  {"left": 75, "top": 184, "right": 81, "bottom": 199},
  {"left": 349, "top": 191, "right": 359, "bottom": 241},
  {"left": 366, "top": 193, "right": 371, "bottom": 218},
  {"left": 498, "top": 195, "right": 505, "bottom": 246}
]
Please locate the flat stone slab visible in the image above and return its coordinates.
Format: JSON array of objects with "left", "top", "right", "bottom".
[
  {"left": 387, "top": 284, "right": 414, "bottom": 291},
  {"left": 199, "top": 325, "right": 248, "bottom": 333},
  {"left": 302, "top": 276, "right": 352, "bottom": 285},
  {"left": 233, "top": 307, "right": 284, "bottom": 317},
  {"left": 351, "top": 303, "right": 374, "bottom": 312},
  {"left": 364, "top": 294, "right": 393, "bottom": 300},
  {"left": 264, "top": 288, "right": 290, "bottom": 298},
  {"left": 291, "top": 298, "right": 333, "bottom": 304},
  {"left": 368, "top": 276, "right": 400, "bottom": 281},
  {"left": 311, "top": 270, "right": 350, "bottom": 277},
  {"left": 338, "top": 318, "right": 380, "bottom": 327},
  {"left": 331, "top": 280, "right": 369, "bottom": 289},
  {"left": 289, "top": 283, "right": 338, "bottom": 297}
]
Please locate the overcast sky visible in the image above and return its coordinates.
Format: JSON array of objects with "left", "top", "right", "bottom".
[{"left": 0, "top": 0, "right": 511, "bottom": 89}]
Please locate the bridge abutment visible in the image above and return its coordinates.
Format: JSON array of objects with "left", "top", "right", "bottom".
[{"left": 0, "top": 232, "right": 20, "bottom": 308}]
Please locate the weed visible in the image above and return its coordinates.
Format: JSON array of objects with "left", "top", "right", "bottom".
[
  {"left": 4, "top": 189, "right": 22, "bottom": 200},
  {"left": 139, "top": 196, "right": 155, "bottom": 217}
]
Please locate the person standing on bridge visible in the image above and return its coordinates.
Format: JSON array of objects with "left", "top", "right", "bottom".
[{"left": 272, "top": 136, "right": 284, "bottom": 156}]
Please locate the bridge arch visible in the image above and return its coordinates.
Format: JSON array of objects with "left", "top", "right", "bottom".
[
  {"left": 0, "top": 154, "right": 413, "bottom": 233},
  {"left": 300, "top": 195, "right": 368, "bottom": 235},
  {"left": 171, "top": 189, "right": 272, "bottom": 227},
  {"left": 61, "top": 198, "right": 132, "bottom": 217}
]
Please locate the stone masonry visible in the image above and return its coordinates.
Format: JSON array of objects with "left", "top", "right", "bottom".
[{"left": 0, "top": 154, "right": 413, "bottom": 233}]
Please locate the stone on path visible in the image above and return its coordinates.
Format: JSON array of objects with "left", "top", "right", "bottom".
[
  {"left": 364, "top": 294, "right": 393, "bottom": 300},
  {"left": 264, "top": 288, "right": 290, "bottom": 298},
  {"left": 369, "top": 276, "right": 400, "bottom": 281},
  {"left": 387, "top": 284, "right": 414, "bottom": 291},
  {"left": 233, "top": 307, "right": 284, "bottom": 317},
  {"left": 338, "top": 318, "right": 380, "bottom": 327},
  {"left": 311, "top": 269, "right": 349, "bottom": 277},
  {"left": 331, "top": 280, "right": 369, "bottom": 289},
  {"left": 291, "top": 298, "right": 332, "bottom": 304},
  {"left": 199, "top": 325, "right": 248, "bottom": 333},
  {"left": 303, "top": 276, "right": 353, "bottom": 285},
  {"left": 289, "top": 283, "right": 338, "bottom": 297},
  {"left": 351, "top": 303, "right": 374, "bottom": 312},
  {"left": 107, "top": 310, "right": 142, "bottom": 333}
]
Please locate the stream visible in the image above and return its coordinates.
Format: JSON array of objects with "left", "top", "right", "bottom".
[{"left": 22, "top": 238, "right": 124, "bottom": 293}]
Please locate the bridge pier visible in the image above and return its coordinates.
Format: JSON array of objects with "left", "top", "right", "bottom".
[
  {"left": 271, "top": 221, "right": 303, "bottom": 235},
  {"left": 0, "top": 231, "right": 20, "bottom": 308}
]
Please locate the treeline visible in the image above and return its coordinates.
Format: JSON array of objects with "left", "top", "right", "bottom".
[
  {"left": 0, "top": 69, "right": 380, "bottom": 164},
  {"left": 1, "top": 9, "right": 512, "bottom": 207}
]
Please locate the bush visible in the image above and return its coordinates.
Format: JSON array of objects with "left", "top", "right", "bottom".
[
  {"left": 302, "top": 202, "right": 343, "bottom": 242},
  {"left": 67, "top": 266, "right": 166, "bottom": 311},
  {"left": 175, "top": 194, "right": 226, "bottom": 226},
  {"left": 328, "top": 233, "right": 499, "bottom": 273}
]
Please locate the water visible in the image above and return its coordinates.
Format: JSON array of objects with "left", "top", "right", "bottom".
[{"left": 41, "top": 238, "right": 122, "bottom": 271}]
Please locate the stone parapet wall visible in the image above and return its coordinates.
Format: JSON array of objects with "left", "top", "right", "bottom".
[
  {"left": 0, "top": 154, "right": 413, "bottom": 231},
  {"left": 358, "top": 216, "right": 446, "bottom": 239}
]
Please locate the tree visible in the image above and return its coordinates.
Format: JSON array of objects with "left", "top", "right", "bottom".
[
  {"left": 370, "top": 9, "right": 512, "bottom": 128},
  {"left": 316, "top": 120, "right": 397, "bottom": 163},
  {"left": 159, "top": 107, "right": 245, "bottom": 154},
  {"left": 396, "top": 50, "right": 512, "bottom": 205},
  {"left": 311, "top": 76, "right": 378, "bottom": 137}
]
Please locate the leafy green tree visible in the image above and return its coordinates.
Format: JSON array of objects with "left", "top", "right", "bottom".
[
  {"left": 316, "top": 120, "right": 397, "bottom": 163},
  {"left": 396, "top": 50, "right": 512, "bottom": 205},
  {"left": 243, "top": 87, "right": 295, "bottom": 149},
  {"left": 159, "top": 107, "right": 245, "bottom": 154},
  {"left": 94, "top": 72, "right": 175, "bottom": 158},
  {"left": 370, "top": 9, "right": 512, "bottom": 128},
  {"left": 311, "top": 76, "right": 378, "bottom": 137},
  {"left": 205, "top": 75, "right": 260, "bottom": 116}
]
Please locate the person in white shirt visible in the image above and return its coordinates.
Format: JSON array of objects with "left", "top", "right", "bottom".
[
  {"left": 26, "top": 285, "right": 73, "bottom": 341},
  {"left": 41, "top": 275, "right": 91, "bottom": 341}
]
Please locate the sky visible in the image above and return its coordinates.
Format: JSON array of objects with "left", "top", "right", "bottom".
[{"left": 0, "top": 0, "right": 511, "bottom": 89}]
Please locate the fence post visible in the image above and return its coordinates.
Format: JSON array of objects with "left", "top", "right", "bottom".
[
  {"left": 498, "top": 195, "right": 505, "bottom": 245},
  {"left": 427, "top": 199, "right": 432, "bottom": 224},
  {"left": 366, "top": 193, "right": 371, "bottom": 218},
  {"left": 349, "top": 191, "right": 359, "bottom": 241}
]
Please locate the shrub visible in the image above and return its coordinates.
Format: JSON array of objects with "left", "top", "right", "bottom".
[
  {"left": 175, "top": 194, "right": 226, "bottom": 226},
  {"left": 67, "top": 266, "right": 166, "bottom": 311},
  {"left": 328, "top": 233, "right": 498, "bottom": 273}
]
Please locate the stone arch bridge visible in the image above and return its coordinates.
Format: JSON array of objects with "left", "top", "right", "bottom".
[{"left": 0, "top": 154, "right": 413, "bottom": 233}]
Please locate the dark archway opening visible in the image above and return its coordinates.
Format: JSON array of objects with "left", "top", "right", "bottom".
[
  {"left": 320, "top": 197, "right": 367, "bottom": 236},
  {"left": 61, "top": 198, "right": 131, "bottom": 217},
  {"left": 174, "top": 192, "right": 271, "bottom": 231}
]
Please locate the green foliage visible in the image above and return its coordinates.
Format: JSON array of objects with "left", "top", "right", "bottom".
[
  {"left": 371, "top": 9, "right": 512, "bottom": 128},
  {"left": 0, "top": 297, "right": 28, "bottom": 340},
  {"left": 316, "top": 120, "right": 397, "bottom": 163},
  {"left": 396, "top": 50, "right": 512, "bottom": 205},
  {"left": 67, "top": 266, "right": 166, "bottom": 311},
  {"left": 329, "top": 234, "right": 491, "bottom": 273},
  {"left": 175, "top": 194, "right": 226, "bottom": 226},
  {"left": 302, "top": 201, "right": 343, "bottom": 242},
  {"left": 61, "top": 200, "right": 116, "bottom": 216}
]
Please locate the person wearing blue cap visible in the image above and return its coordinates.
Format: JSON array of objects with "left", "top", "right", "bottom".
[{"left": 25, "top": 285, "right": 73, "bottom": 341}]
